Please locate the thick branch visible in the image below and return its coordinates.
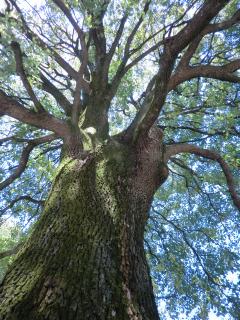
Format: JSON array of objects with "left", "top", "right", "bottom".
[
  {"left": 177, "top": 9, "right": 240, "bottom": 69},
  {"left": 40, "top": 73, "right": 72, "bottom": 116},
  {"left": 71, "top": 38, "right": 89, "bottom": 126},
  {"left": 165, "top": 144, "right": 240, "bottom": 211},
  {"left": 111, "top": 2, "right": 238, "bottom": 102},
  {"left": 169, "top": 60, "right": 240, "bottom": 90},
  {"left": 11, "top": 41, "right": 44, "bottom": 112},
  {"left": 171, "top": 0, "right": 230, "bottom": 54},
  {"left": 51, "top": 0, "right": 85, "bottom": 42},
  {"left": 123, "top": 0, "right": 230, "bottom": 142},
  {"left": 88, "top": 1, "right": 109, "bottom": 62},
  {"left": 204, "top": 9, "right": 240, "bottom": 34},
  {"left": 0, "top": 134, "right": 57, "bottom": 191},
  {"left": 71, "top": 70, "right": 84, "bottom": 126},
  {"left": 124, "top": 50, "right": 175, "bottom": 142},
  {"left": 0, "top": 90, "right": 68, "bottom": 136}
]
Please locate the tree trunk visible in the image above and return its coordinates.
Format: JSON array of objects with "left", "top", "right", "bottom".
[{"left": 0, "top": 132, "right": 168, "bottom": 320}]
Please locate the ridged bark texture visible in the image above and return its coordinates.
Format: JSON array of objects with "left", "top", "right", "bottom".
[{"left": 0, "top": 133, "right": 168, "bottom": 320}]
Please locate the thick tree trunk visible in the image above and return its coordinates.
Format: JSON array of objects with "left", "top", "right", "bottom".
[{"left": 0, "top": 133, "right": 168, "bottom": 320}]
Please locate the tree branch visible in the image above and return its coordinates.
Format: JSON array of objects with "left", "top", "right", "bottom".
[
  {"left": 176, "top": 9, "right": 240, "bottom": 70},
  {"left": 165, "top": 144, "right": 240, "bottom": 211},
  {"left": 51, "top": 0, "right": 85, "bottom": 42},
  {"left": 0, "top": 135, "right": 16, "bottom": 145},
  {"left": 123, "top": 0, "right": 151, "bottom": 59},
  {"left": 170, "top": 0, "right": 230, "bottom": 54},
  {"left": 0, "top": 195, "right": 44, "bottom": 216},
  {"left": 51, "top": 0, "right": 90, "bottom": 101},
  {"left": 11, "top": 41, "right": 44, "bottom": 112},
  {"left": 106, "top": 14, "right": 128, "bottom": 64},
  {"left": 0, "top": 242, "right": 23, "bottom": 260},
  {"left": 123, "top": 0, "right": 230, "bottom": 142},
  {"left": 40, "top": 73, "right": 72, "bottom": 116},
  {"left": 0, "top": 90, "right": 68, "bottom": 136},
  {"left": 161, "top": 125, "right": 239, "bottom": 137},
  {"left": 109, "top": 1, "right": 153, "bottom": 99},
  {"left": 7, "top": 0, "right": 80, "bottom": 80},
  {"left": 0, "top": 134, "right": 57, "bottom": 191},
  {"left": 204, "top": 9, "right": 240, "bottom": 34},
  {"left": 152, "top": 207, "right": 221, "bottom": 286},
  {"left": 123, "top": 48, "right": 175, "bottom": 142},
  {"left": 169, "top": 60, "right": 240, "bottom": 90}
]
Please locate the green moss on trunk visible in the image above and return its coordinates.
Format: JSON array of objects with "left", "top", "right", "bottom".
[{"left": 0, "top": 138, "right": 167, "bottom": 320}]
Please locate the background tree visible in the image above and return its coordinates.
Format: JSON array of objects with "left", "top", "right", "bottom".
[{"left": 0, "top": 0, "right": 239, "bottom": 319}]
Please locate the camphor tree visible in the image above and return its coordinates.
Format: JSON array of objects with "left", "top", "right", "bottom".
[{"left": 0, "top": 0, "right": 239, "bottom": 319}]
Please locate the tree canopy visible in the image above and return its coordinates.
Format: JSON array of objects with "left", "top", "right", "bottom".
[{"left": 0, "top": 0, "right": 240, "bottom": 319}]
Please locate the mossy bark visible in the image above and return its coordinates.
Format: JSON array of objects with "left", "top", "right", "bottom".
[{"left": 0, "top": 134, "right": 168, "bottom": 320}]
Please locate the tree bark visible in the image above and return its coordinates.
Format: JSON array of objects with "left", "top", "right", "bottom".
[{"left": 0, "top": 130, "right": 168, "bottom": 320}]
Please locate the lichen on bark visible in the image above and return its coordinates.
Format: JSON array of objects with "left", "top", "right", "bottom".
[{"left": 0, "top": 133, "right": 168, "bottom": 320}]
